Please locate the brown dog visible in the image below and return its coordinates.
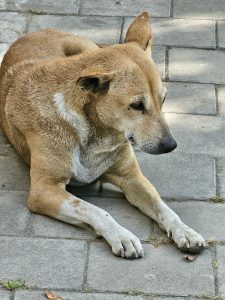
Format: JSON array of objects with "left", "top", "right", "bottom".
[{"left": 0, "top": 12, "right": 206, "bottom": 258}]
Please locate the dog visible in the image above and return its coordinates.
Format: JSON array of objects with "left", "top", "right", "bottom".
[{"left": 0, "top": 12, "right": 206, "bottom": 258}]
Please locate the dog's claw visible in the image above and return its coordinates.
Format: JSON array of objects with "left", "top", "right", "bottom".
[{"left": 171, "top": 224, "right": 206, "bottom": 254}]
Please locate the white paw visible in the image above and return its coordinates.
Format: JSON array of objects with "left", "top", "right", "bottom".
[
  {"left": 109, "top": 228, "right": 144, "bottom": 259},
  {"left": 171, "top": 223, "right": 206, "bottom": 253}
]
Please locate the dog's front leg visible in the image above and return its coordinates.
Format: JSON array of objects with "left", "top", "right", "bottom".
[
  {"left": 102, "top": 147, "right": 206, "bottom": 253},
  {"left": 28, "top": 172, "right": 144, "bottom": 259}
]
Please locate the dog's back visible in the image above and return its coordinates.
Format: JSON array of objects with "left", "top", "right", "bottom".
[{"left": 0, "top": 29, "right": 98, "bottom": 162}]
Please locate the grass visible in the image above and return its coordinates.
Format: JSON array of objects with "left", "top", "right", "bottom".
[
  {"left": 212, "top": 260, "right": 219, "bottom": 268},
  {"left": 210, "top": 197, "right": 225, "bottom": 203},
  {"left": 0, "top": 279, "right": 27, "bottom": 290},
  {"left": 143, "top": 234, "right": 174, "bottom": 248},
  {"left": 30, "top": 8, "right": 43, "bottom": 14}
]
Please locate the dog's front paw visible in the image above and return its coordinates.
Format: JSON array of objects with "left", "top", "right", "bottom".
[
  {"left": 109, "top": 228, "right": 144, "bottom": 259},
  {"left": 171, "top": 223, "right": 206, "bottom": 253}
]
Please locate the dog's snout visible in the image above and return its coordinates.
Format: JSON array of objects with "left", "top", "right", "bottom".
[{"left": 158, "top": 137, "right": 177, "bottom": 154}]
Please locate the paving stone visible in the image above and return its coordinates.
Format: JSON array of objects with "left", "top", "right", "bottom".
[
  {"left": 0, "top": 0, "right": 80, "bottom": 15},
  {"left": 152, "top": 46, "right": 165, "bottom": 79},
  {"left": 217, "top": 245, "right": 225, "bottom": 296},
  {"left": 123, "top": 18, "right": 215, "bottom": 48},
  {"left": 163, "top": 82, "right": 216, "bottom": 115},
  {"left": 88, "top": 243, "right": 214, "bottom": 295},
  {"left": 31, "top": 214, "right": 95, "bottom": 239},
  {"left": 0, "top": 129, "right": 9, "bottom": 144},
  {"left": 218, "top": 87, "right": 225, "bottom": 117},
  {"left": 0, "top": 190, "right": 30, "bottom": 235},
  {"left": 173, "top": 0, "right": 225, "bottom": 20},
  {"left": 0, "top": 237, "right": 85, "bottom": 289},
  {"left": 0, "top": 43, "right": 9, "bottom": 64},
  {"left": 14, "top": 290, "right": 144, "bottom": 300},
  {"left": 0, "top": 156, "right": 30, "bottom": 190},
  {"left": 165, "top": 113, "right": 225, "bottom": 157},
  {"left": 28, "top": 15, "right": 122, "bottom": 44},
  {"left": 0, "top": 290, "right": 11, "bottom": 300},
  {"left": 216, "top": 158, "right": 225, "bottom": 197},
  {"left": 84, "top": 196, "right": 152, "bottom": 241},
  {"left": 135, "top": 152, "right": 215, "bottom": 199},
  {"left": 169, "top": 48, "right": 225, "bottom": 84},
  {"left": 81, "top": 0, "right": 170, "bottom": 17},
  {"left": 218, "top": 21, "right": 225, "bottom": 48},
  {"left": 0, "top": 144, "right": 18, "bottom": 157},
  {"left": 0, "top": 12, "right": 26, "bottom": 43},
  {"left": 153, "top": 201, "right": 225, "bottom": 241}
]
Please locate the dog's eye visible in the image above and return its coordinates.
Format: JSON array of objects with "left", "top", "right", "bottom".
[{"left": 129, "top": 101, "right": 145, "bottom": 111}]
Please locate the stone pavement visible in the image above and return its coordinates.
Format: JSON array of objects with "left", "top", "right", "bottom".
[{"left": 0, "top": 0, "right": 225, "bottom": 299}]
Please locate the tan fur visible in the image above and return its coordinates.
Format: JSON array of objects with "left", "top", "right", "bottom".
[{"left": 0, "top": 12, "right": 206, "bottom": 258}]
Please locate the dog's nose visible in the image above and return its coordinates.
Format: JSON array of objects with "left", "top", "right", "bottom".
[{"left": 159, "top": 137, "right": 177, "bottom": 153}]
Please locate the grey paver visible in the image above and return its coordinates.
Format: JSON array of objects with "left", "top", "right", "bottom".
[
  {"left": 218, "top": 21, "right": 225, "bottom": 48},
  {"left": 218, "top": 86, "right": 225, "bottom": 117},
  {"left": 1, "top": 0, "right": 80, "bottom": 15},
  {"left": 28, "top": 15, "right": 122, "bottom": 44},
  {"left": 84, "top": 196, "right": 152, "bottom": 240},
  {"left": 88, "top": 243, "right": 214, "bottom": 295},
  {"left": 152, "top": 46, "right": 166, "bottom": 79},
  {"left": 217, "top": 245, "right": 225, "bottom": 296},
  {"left": 0, "top": 144, "right": 18, "bottom": 157},
  {"left": 123, "top": 18, "right": 216, "bottom": 48},
  {"left": 0, "top": 156, "right": 30, "bottom": 190},
  {"left": 163, "top": 82, "right": 216, "bottom": 115},
  {"left": 169, "top": 48, "right": 225, "bottom": 84},
  {"left": 0, "top": 43, "right": 9, "bottom": 59},
  {"left": 0, "top": 190, "right": 30, "bottom": 235},
  {"left": 81, "top": 0, "right": 170, "bottom": 17},
  {"left": 0, "top": 290, "right": 11, "bottom": 300},
  {"left": 154, "top": 201, "right": 225, "bottom": 241},
  {"left": 173, "top": 0, "right": 225, "bottom": 20},
  {"left": 14, "top": 290, "right": 143, "bottom": 300},
  {"left": 0, "top": 129, "right": 9, "bottom": 144},
  {"left": 165, "top": 113, "right": 225, "bottom": 157},
  {"left": 31, "top": 214, "right": 95, "bottom": 239},
  {"left": 216, "top": 158, "right": 225, "bottom": 197},
  {"left": 0, "top": 237, "right": 85, "bottom": 289},
  {"left": 0, "top": 12, "right": 26, "bottom": 43},
  {"left": 135, "top": 152, "right": 215, "bottom": 199}
]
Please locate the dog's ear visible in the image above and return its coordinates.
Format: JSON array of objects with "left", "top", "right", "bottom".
[
  {"left": 124, "top": 11, "right": 152, "bottom": 54},
  {"left": 77, "top": 72, "right": 114, "bottom": 94}
]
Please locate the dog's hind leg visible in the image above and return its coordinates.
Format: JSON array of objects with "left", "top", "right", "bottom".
[
  {"left": 101, "top": 144, "right": 207, "bottom": 254},
  {"left": 28, "top": 162, "right": 144, "bottom": 259}
]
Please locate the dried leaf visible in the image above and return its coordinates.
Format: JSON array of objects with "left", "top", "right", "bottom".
[
  {"left": 45, "top": 290, "right": 64, "bottom": 300},
  {"left": 184, "top": 255, "right": 196, "bottom": 262}
]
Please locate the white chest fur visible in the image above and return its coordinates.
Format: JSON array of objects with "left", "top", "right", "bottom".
[
  {"left": 53, "top": 93, "right": 120, "bottom": 183},
  {"left": 72, "top": 146, "right": 117, "bottom": 183}
]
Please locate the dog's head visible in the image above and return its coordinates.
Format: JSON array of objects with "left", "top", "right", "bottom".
[{"left": 77, "top": 12, "right": 177, "bottom": 155}]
